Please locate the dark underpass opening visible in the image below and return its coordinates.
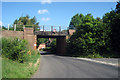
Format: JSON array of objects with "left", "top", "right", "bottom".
[
  {"left": 36, "top": 35, "right": 67, "bottom": 55},
  {"left": 37, "top": 37, "right": 57, "bottom": 55}
]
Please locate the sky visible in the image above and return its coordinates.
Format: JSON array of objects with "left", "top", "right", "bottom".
[{"left": 1, "top": 2, "right": 117, "bottom": 30}]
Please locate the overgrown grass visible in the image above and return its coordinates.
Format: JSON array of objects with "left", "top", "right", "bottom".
[
  {"left": 0, "top": 56, "right": 2, "bottom": 80},
  {"left": 1, "top": 37, "right": 41, "bottom": 78},
  {"left": 2, "top": 52, "right": 40, "bottom": 78}
]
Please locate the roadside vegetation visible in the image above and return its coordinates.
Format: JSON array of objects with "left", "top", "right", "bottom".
[
  {"left": 41, "top": 39, "right": 56, "bottom": 53},
  {"left": 67, "top": 2, "right": 120, "bottom": 58},
  {"left": 2, "top": 37, "right": 40, "bottom": 78},
  {"left": 37, "top": 38, "right": 48, "bottom": 48}
]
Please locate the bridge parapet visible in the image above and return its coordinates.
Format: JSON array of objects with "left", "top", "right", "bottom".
[
  {"left": 34, "top": 25, "right": 68, "bottom": 36},
  {"left": 34, "top": 31, "right": 67, "bottom": 36}
]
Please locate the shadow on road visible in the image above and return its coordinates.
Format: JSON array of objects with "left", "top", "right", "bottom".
[
  {"left": 39, "top": 51, "right": 73, "bottom": 58},
  {"left": 39, "top": 51, "right": 55, "bottom": 55}
]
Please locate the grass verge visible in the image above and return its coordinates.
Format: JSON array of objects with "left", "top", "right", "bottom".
[
  {"left": 0, "top": 56, "right": 2, "bottom": 80},
  {"left": 2, "top": 52, "right": 40, "bottom": 78}
]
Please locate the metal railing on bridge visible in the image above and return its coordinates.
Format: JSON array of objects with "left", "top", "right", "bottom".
[{"left": 34, "top": 25, "right": 68, "bottom": 36}]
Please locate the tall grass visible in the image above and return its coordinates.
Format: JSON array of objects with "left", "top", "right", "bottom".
[
  {"left": 2, "top": 37, "right": 40, "bottom": 78},
  {"left": 2, "top": 53, "right": 40, "bottom": 78}
]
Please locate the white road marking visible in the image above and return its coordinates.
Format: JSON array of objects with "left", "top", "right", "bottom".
[
  {"left": 76, "top": 58, "right": 118, "bottom": 67},
  {"left": 55, "top": 56, "right": 119, "bottom": 67}
]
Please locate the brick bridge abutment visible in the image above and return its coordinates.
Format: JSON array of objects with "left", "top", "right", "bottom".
[{"left": 56, "top": 37, "right": 66, "bottom": 55}]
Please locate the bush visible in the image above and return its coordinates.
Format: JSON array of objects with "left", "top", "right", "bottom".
[
  {"left": 87, "top": 52, "right": 103, "bottom": 58},
  {"left": 37, "top": 38, "right": 48, "bottom": 48},
  {"left": 2, "top": 37, "right": 29, "bottom": 62},
  {"left": 68, "top": 13, "right": 111, "bottom": 57}
]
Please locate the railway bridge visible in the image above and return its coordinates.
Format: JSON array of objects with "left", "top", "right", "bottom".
[
  {"left": 25, "top": 25, "right": 68, "bottom": 55},
  {"left": 2, "top": 25, "right": 75, "bottom": 55}
]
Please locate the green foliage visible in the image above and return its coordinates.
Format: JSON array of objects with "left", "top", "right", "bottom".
[
  {"left": 2, "top": 26, "right": 7, "bottom": 30},
  {"left": 110, "top": 12, "right": 120, "bottom": 52},
  {"left": 37, "top": 38, "right": 48, "bottom": 47},
  {"left": 103, "top": 1, "right": 120, "bottom": 52},
  {"left": 69, "top": 13, "right": 84, "bottom": 29},
  {"left": 2, "top": 52, "right": 40, "bottom": 78},
  {"left": 13, "top": 15, "right": 39, "bottom": 31},
  {"left": 14, "top": 15, "right": 39, "bottom": 25},
  {"left": 2, "top": 38, "right": 29, "bottom": 62},
  {"left": 86, "top": 52, "right": 103, "bottom": 58},
  {"left": 68, "top": 13, "right": 111, "bottom": 57},
  {"left": 2, "top": 37, "right": 40, "bottom": 77},
  {"left": 116, "top": 1, "right": 120, "bottom": 14}
]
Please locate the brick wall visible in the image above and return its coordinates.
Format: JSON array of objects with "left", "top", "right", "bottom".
[
  {"left": 2, "top": 30, "right": 24, "bottom": 39},
  {"left": 2, "top": 28, "right": 36, "bottom": 50},
  {"left": 24, "top": 28, "right": 36, "bottom": 50}
]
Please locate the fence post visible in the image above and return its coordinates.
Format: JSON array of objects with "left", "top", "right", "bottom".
[
  {"left": 8, "top": 24, "right": 9, "bottom": 30},
  {"left": 43, "top": 25, "right": 44, "bottom": 35},
  {"left": 39, "top": 26, "right": 40, "bottom": 31},
  {"left": 43, "top": 25, "right": 44, "bottom": 31},
  {"left": 14, "top": 24, "right": 16, "bottom": 31},
  {"left": 59, "top": 26, "right": 61, "bottom": 35},
  {"left": 67, "top": 27, "right": 69, "bottom": 35},
  {"left": 51, "top": 26, "right": 53, "bottom": 35}
]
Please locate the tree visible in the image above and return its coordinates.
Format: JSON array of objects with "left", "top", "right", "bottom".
[
  {"left": 2, "top": 26, "right": 7, "bottom": 30},
  {"left": 13, "top": 15, "right": 39, "bottom": 27},
  {"left": 111, "top": 13, "right": 120, "bottom": 52},
  {"left": 31, "top": 16, "right": 37, "bottom": 25},
  {"left": 116, "top": 1, "right": 120, "bottom": 13},
  {"left": 14, "top": 19, "right": 18, "bottom": 24},
  {"left": 96, "top": 17, "right": 102, "bottom": 22},
  {"left": 68, "top": 13, "right": 110, "bottom": 57},
  {"left": 69, "top": 13, "right": 84, "bottom": 29},
  {"left": 103, "top": 1, "right": 120, "bottom": 52}
]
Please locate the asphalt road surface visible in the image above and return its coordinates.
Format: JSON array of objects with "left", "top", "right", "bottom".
[{"left": 32, "top": 54, "right": 118, "bottom": 78}]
